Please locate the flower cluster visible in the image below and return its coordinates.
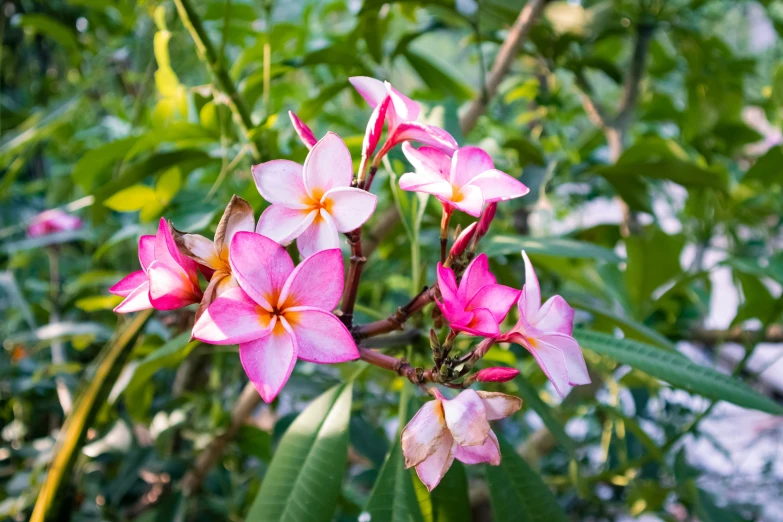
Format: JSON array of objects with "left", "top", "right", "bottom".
[{"left": 109, "top": 76, "right": 590, "bottom": 489}]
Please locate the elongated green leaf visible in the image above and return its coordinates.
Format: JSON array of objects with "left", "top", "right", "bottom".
[
  {"left": 2, "top": 230, "right": 92, "bottom": 254},
  {"left": 365, "top": 439, "right": 425, "bottom": 522},
  {"left": 429, "top": 461, "right": 471, "bottom": 522},
  {"left": 487, "top": 438, "right": 568, "bottom": 522},
  {"left": 514, "top": 376, "right": 576, "bottom": 457},
  {"left": 72, "top": 136, "right": 139, "bottom": 191},
  {"left": 246, "top": 383, "right": 353, "bottom": 522},
  {"left": 568, "top": 299, "right": 675, "bottom": 350},
  {"left": 403, "top": 50, "right": 473, "bottom": 101},
  {"left": 0, "top": 100, "right": 80, "bottom": 168},
  {"left": 593, "top": 159, "right": 728, "bottom": 191},
  {"left": 575, "top": 330, "right": 783, "bottom": 415},
  {"left": 30, "top": 310, "right": 153, "bottom": 522},
  {"left": 483, "top": 236, "right": 621, "bottom": 262},
  {"left": 120, "top": 332, "right": 198, "bottom": 403}
]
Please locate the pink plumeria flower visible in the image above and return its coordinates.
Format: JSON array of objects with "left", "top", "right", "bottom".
[
  {"left": 498, "top": 251, "right": 590, "bottom": 397},
  {"left": 252, "top": 133, "right": 377, "bottom": 257},
  {"left": 174, "top": 196, "right": 255, "bottom": 320},
  {"left": 401, "top": 388, "right": 521, "bottom": 491},
  {"left": 192, "top": 232, "right": 360, "bottom": 403},
  {"left": 401, "top": 144, "right": 529, "bottom": 217},
  {"left": 349, "top": 76, "right": 458, "bottom": 158},
  {"left": 27, "top": 209, "right": 82, "bottom": 237},
  {"left": 288, "top": 110, "right": 318, "bottom": 149},
  {"left": 110, "top": 218, "right": 203, "bottom": 313},
  {"left": 436, "top": 254, "right": 520, "bottom": 337}
]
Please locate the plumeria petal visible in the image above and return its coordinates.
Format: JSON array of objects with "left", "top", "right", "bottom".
[
  {"left": 512, "top": 332, "right": 570, "bottom": 397},
  {"left": 138, "top": 235, "right": 155, "bottom": 272},
  {"left": 450, "top": 146, "right": 495, "bottom": 187},
  {"left": 109, "top": 270, "right": 147, "bottom": 297},
  {"left": 154, "top": 218, "right": 193, "bottom": 274},
  {"left": 214, "top": 195, "right": 255, "bottom": 253},
  {"left": 458, "top": 307, "right": 501, "bottom": 337},
  {"left": 239, "top": 321, "right": 297, "bottom": 403},
  {"left": 475, "top": 391, "right": 523, "bottom": 420},
  {"left": 192, "top": 287, "right": 272, "bottom": 345},
  {"left": 278, "top": 249, "right": 344, "bottom": 311},
  {"left": 388, "top": 122, "right": 457, "bottom": 154},
  {"left": 303, "top": 132, "right": 353, "bottom": 196},
  {"left": 296, "top": 210, "right": 340, "bottom": 257},
  {"left": 466, "top": 284, "right": 520, "bottom": 324},
  {"left": 415, "top": 431, "right": 455, "bottom": 492},
  {"left": 453, "top": 430, "right": 501, "bottom": 465},
  {"left": 450, "top": 184, "right": 484, "bottom": 217},
  {"left": 398, "top": 174, "right": 454, "bottom": 200},
  {"left": 401, "top": 399, "right": 448, "bottom": 468},
  {"left": 386, "top": 81, "right": 420, "bottom": 122},
  {"left": 401, "top": 143, "right": 452, "bottom": 180},
  {"left": 288, "top": 110, "right": 318, "bottom": 149},
  {"left": 468, "top": 169, "right": 529, "bottom": 202},
  {"left": 537, "top": 333, "right": 591, "bottom": 387},
  {"left": 229, "top": 232, "right": 294, "bottom": 310},
  {"left": 521, "top": 250, "right": 542, "bottom": 319},
  {"left": 256, "top": 205, "right": 317, "bottom": 245},
  {"left": 441, "top": 389, "right": 491, "bottom": 447},
  {"left": 535, "top": 295, "right": 575, "bottom": 335},
  {"left": 458, "top": 254, "right": 497, "bottom": 304},
  {"left": 251, "top": 160, "right": 309, "bottom": 209},
  {"left": 113, "top": 281, "right": 152, "bottom": 313},
  {"left": 363, "top": 96, "right": 390, "bottom": 158},
  {"left": 324, "top": 187, "right": 377, "bottom": 233},
  {"left": 285, "top": 307, "right": 358, "bottom": 363},
  {"left": 348, "top": 76, "right": 388, "bottom": 108},
  {"left": 147, "top": 260, "right": 200, "bottom": 310},
  {"left": 436, "top": 264, "right": 473, "bottom": 326},
  {"left": 181, "top": 233, "right": 219, "bottom": 268}
]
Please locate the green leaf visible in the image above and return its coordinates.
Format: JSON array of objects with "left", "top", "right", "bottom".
[
  {"left": 0, "top": 99, "right": 80, "bottom": 169},
  {"left": 72, "top": 136, "right": 140, "bottom": 191},
  {"left": 575, "top": 330, "right": 783, "bottom": 415},
  {"left": 104, "top": 185, "right": 157, "bottom": 212},
  {"left": 514, "top": 376, "right": 576, "bottom": 456},
  {"left": 403, "top": 50, "right": 473, "bottom": 101},
  {"left": 155, "top": 167, "right": 182, "bottom": 205},
  {"left": 568, "top": 299, "right": 675, "bottom": 350},
  {"left": 743, "top": 145, "right": 783, "bottom": 184},
  {"left": 246, "top": 383, "right": 353, "bottom": 522},
  {"left": 594, "top": 159, "right": 728, "bottom": 191},
  {"left": 2, "top": 230, "right": 91, "bottom": 253},
  {"left": 30, "top": 310, "right": 153, "bottom": 522},
  {"left": 483, "top": 236, "right": 621, "bottom": 262},
  {"left": 486, "top": 438, "right": 568, "bottom": 522},
  {"left": 625, "top": 227, "right": 684, "bottom": 314},
  {"left": 429, "top": 461, "right": 471, "bottom": 522},
  {"left": 18, "top": 14, "right": 81, "bottom": 63},
  {"left": 505, "top": 137, "right": 546, "bottom": 167},
  {"left": 365, "top": 438, "right": 425, "bottom": 522}
]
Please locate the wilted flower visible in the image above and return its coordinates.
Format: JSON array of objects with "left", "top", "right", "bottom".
[
  {"left": 110, "top": 218, "right": 202, "bottom": 313},
  {"left": 253, "top": 133, "right": 377, "bottom": 257},
  {"left": 174, "top": 195, "right": 254, "bottom": 320},
  {"left": 192, "top": 232, "right": 359, "bottom": 402},
  {"left": 401, "top": 144, "right": 529, "bottom": 217},
  {"left": 436, "top": 254, "right": 519, "bottom": 337},
  {"left": 401, "top": 388, "right": 522, "bottom": 491},
  {"left": 27, "top": 209, "right": 82, "bottom": 237},
  {"left": 499, "top": 251, "right": 590, "bottom": 396}
]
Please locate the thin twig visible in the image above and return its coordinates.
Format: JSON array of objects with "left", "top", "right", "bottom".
[{"left": 353, "top": 286, "right": 438, "bottom": 340}]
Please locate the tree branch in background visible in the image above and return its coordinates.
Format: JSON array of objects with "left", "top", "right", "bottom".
[
  {"left": 172, "top": 0, "right": 263, "bottom": 162},
  {"left": 460, "top": 0, "right": 549, "bottom": 135}
]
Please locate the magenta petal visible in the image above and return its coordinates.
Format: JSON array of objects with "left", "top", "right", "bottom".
[
  {"left": 389, "top": 122, "right": 457, "bottom": 154},
  {"left": 110, "top": 270, "right": 147, "bottom": 297},
  {"left": 436, "top": 264, "right": 471, "bottom": 325},
  {"left": 138, "top": 235, "right": 156, "bottom": 272},
  {"left": 458, "top": 254, "right": 497, "bottom": 304},
  {"left": 469, "top": 169, "right": 529, "bottom": 202},
  {"left": 363, "top": 96, "right": 390, "bottom": 157},
  {"left": 475, "top": 367, "right": 520, "bottom": 383},
  {"left": 192, "top": 287, "right": 270, "bottom": 345},
  {"left": 450, "top": 185, "right": 484, "bottom": 217},
  {"left": 287, "top": 307, "right": 359, "bottom": 363},
  {"left": 466, "top": 284, "right": 520, "bottom": 324},
  {"left": 386, "top": 81, "right": 420, "bottom": 122},
  {"left": 454, "top": 430, "right": 501, "bottom": 465},
  {"left": 147, "top": 261, "right": 200, "bottom": 310},
  {"left": 256, "top": 205, "right": 317, "bottom": 245},
  {"left": 348, "top": 76, "right": 387, "bottom": 108},
  {"left": 278, "top": 249, "right": 344, "bottom": 311},
  {"left": 415, "top": 431, "right": 455, "bottom": 492},
  {"left": 229, "top": 232, "right": 294, "bottom": 310},
  {"left": 398, "top": 174, "right": 453, "bottom": 200},
  {"left": 240, "top": 324, "right": 297, "bottom": 403},
  {"left": 303, "top": 132, "right": 353, "bottom": 196},
  {"left": 324, "top": 187, "right": 377, "bottom": 233},
  {"left": 296, "top": 211, "right": 340, "bottom": 257},
  {"left": 450, "top": 146, "right": 494, "bottom": 187},
  {"left": 401, "top": 142, "right": 452, "bottom": 179},
  {"left": 251, "top": 159, "right": 308, "bottom": 208},
  {"left": 441, "top": 389, "right": 491, "bottom": 447},
  {"left": 455, "top": 307, "right": 500, "bottom": 337},
  {"left": 288, "top": 111, "right": 318, "bottom": 149},
  {"left": 521, "top": 251, "right": 542, "bottom": 319},
  {"left": 154, "top": 218, "right": 189, "bottom": 272},
  {"left": 113, "top": 281, "right": 152, "bottom": 313},
  {"left": 535, "top": 295, "right": 575, "bottom": 335}
]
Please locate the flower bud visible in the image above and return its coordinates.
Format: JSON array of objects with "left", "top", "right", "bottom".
[
  {"left": 429, "top": 328, "right": 441, "bottom": 351},
  {"left": 449, "top": 222, "right": 477, "bottom": 258},
  {"left": 475, "top": 202, "right": 497, "bottom": 243},
  {"left": 362, "top": 95, "right": 390, "bottom": 159},
  {"left": 475, "top": 367, "right": 519, "bottom": 383},
  {"left": 288, "top": 110, "right": 318, "bottom": 149},
  {"left": 474, "top": 338, "right": 496, "bottom": 359}
]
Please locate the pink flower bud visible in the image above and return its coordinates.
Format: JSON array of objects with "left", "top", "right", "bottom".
[
  {"left": 476, "top": 202, "right": 497, "bottom": 240},
  {"left": 288, "top": 110, "right": 318, "bottom": 149},
  {"left": 27, "top": 209, "right": 83, "bottom": 238},
  {"left": 449, "top": 222, "right": 477, "bottom": 258},
  {"left": 362, "top": 95, "right": 390, "bottom": 158},
  {"left": 475, "top": 367, "right": 519, "bottom": 383}
]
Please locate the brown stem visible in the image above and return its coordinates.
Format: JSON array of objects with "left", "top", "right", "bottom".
[
  {"left": 440, "top": 207, "right": 452, "bottom": 264},
  {"left": 353, "top": 286, "right": 438, "bottom": 339},
  {"left": 359, "top": 346, "right": 432, "bottom": 386},
  {"left": 339, "top": 228, "right": 366, "bottom": 328},
  {"left": 459, "top": 0, "right": 549, "bottom": 135},
  {"left": 362, "top": 165, "right": 379, "bottom": 192}
]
